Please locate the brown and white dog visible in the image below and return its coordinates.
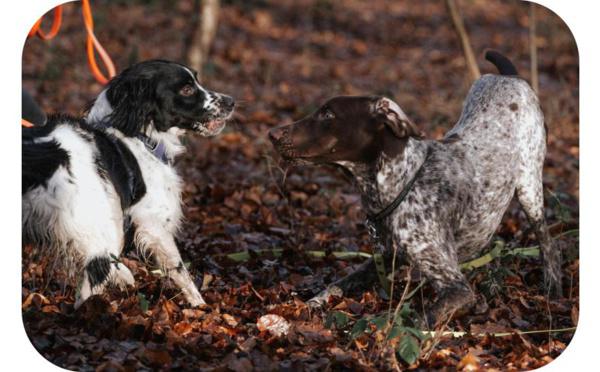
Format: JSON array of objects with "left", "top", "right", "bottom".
[{"left": 269, "top": 51, "right": 560, "bottom": 325}]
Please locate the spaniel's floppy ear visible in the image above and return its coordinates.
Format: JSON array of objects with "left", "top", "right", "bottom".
[
  {"left": 373, "top": 97, "right": 423, "bottom": 139},
  {"left": 106, "top": 74, "right": 160, "bottom": 136}
]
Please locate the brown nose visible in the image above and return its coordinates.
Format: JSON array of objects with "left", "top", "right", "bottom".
[{"left": 268, "top": 126, "right": 285, "bottom": 143}]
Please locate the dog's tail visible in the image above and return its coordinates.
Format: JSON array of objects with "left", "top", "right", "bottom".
[{"left": 484, "top": 49, "right": 518, "bottom": 76}]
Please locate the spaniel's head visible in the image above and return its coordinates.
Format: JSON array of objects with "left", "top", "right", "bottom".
[{"left": 88, "top": 60, "right": 234, "bottom": 137}]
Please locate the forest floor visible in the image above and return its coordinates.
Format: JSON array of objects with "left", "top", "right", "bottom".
[{"left": 22, "top": 0, "right": 579, "bottom": 370}]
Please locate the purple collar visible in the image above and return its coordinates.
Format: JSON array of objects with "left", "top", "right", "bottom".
[{"left": 137, "top": 134, "right": 170, "bottom": 164}]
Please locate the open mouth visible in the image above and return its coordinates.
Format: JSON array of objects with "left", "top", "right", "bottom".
[
  {"left": 200, "top": 119, "right": 226, "bottom": 135},
  {"left": 193, "top": 112, "right": 232, "bottom": 137}
]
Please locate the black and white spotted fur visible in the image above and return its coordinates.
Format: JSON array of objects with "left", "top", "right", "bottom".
[
  {"left": 269, "top": 51, "right": 560, "bottom": 325},
  {"left": 22, "top": 60, "right": 235, "bottom": 308}
]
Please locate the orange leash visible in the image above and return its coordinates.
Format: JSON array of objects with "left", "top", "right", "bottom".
[
  {"left": 24, "top": 0, "right": 116, "bottom": 127},
  {"left": 21, "top": 119, "right": 34, "bottom": 128},
  {"left": 81, "top": 0, "right": 116, "bottom": 85},
  {"left": 28, "top": 5, "right": 62, "bottom": 40}
]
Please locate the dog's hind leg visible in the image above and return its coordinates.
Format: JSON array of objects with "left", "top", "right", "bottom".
[
  {"left": 514, "top": 99, "right": 561, "bottom": 297},
  {"left": 67, "top": 185, "right": 135, "bottom": 308},
  {"left": 516, "top": 174, "right": 562, "bottom": 298}
]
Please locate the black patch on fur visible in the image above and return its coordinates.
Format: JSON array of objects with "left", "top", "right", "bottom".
[
  {"left": 22, "top": 117, "right": 71, "bottom": 194},
  {"left": 106, "top": 74, "right": 159, "bottom": 136},
  {"left": 86, "top": 256, "right": 111, "bottom": 288},
  {"left": 123, "top": 215, "right": 138, "bottom": 254},
  {"left": 484, "top": 50, "right": 518, "bottom": 76},
  {"left": 87, "top": 124, "right": 147, "bottom": 209},
  {"left": 103, "top": 59, "right": 211, "bottom": 135}
]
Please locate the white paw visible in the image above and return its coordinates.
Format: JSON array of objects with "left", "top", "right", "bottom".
[
  {"left": 112, "top": 263, "right": 135, "bottom": 289},
  {"left": 186, "top": 290, "right": 206, "bottom": 307},
  {"left": 74, "top": 279, "right": 93, "bottom": 309}
]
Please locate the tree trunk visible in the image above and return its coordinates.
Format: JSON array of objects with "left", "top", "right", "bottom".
[
  {"left": 529, "top": 2, "right": 539, "bottom": 94},
  {"left": 446, "top": 0, "right": 480, "bottom": 81},
  {"left": 187, "top": 0, "right": 220, "bottom": 80}
]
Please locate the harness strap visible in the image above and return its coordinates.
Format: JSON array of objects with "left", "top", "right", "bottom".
[
  {"left": 366, "top": 146, "right": 432, "bottom": 293},
  {"left": 367, "top": 146, "right": 433, "bottom": 227},
  {"left": 136, "top": 135, "right": 170, "bottom": 165}
]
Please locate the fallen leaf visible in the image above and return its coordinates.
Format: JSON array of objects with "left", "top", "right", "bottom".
[
  {"left": 457, "top": 353, "right": 480, "bottom": 371},
  {"left": 257, "top": 314, "right": 290, "bottom": 337}
]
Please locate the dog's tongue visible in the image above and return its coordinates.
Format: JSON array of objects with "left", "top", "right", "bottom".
[{"left": 205, "top": 120, "right": 223, "bottom": 131}]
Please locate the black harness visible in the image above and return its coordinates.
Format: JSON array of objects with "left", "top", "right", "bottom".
[{"left": 365, "top": 147, "right": 432, "bottom": 243}]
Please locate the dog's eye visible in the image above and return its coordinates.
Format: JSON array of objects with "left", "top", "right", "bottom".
[
  {"left": 179, "top": 84, "right": 196, "bottom": 97},
  {"left": 321, "top": 109, "right": 335, "bottom": 120}
]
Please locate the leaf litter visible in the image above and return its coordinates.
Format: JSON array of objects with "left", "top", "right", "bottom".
[{"left": 22, "top": 0, "right": 578, "bottom": 370}]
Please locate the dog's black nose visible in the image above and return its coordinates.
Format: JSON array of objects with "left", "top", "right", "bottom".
[
  {"left": 269, "top": 127, "right": 285, "bottom": 143},
  {"left": 221, "top": 95, "right": 235, "bottom": 111}
]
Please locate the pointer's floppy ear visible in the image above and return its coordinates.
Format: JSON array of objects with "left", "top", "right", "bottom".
[{"left": 374, "top": 97, "right": 423, "bottom": 139}]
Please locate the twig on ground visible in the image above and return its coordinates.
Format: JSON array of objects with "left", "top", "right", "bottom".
[
  {"left": 222, "top": 229, "right": 577, "bottom": 267},
  {"left": 423, "top": 309, "right": 456, "bottom": 359},
  {"left": 421, "top": 326, "right": 576, "bottom": 338},
  {"left": 385, "top": 267, "right": 413, "bottom": 337},
  {"left": 224, "top": 249, "right": 372, "bottom": 262}
]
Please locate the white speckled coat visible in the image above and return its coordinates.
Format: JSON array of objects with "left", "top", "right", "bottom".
[{"left": 345, "top": 74, "right": 559, "bottom": 321}]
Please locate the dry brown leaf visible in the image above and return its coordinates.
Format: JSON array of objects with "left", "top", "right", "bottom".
[
  {"left": 457, "top": 353, "right": 480, "bottom": 371},
  {"left": 223, "top": 314, "right": 239, "bottom": 328}
]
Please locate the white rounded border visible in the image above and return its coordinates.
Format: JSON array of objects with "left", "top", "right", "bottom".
[{"left": 1, "top": 0, "right": 594, "bottom": 370}]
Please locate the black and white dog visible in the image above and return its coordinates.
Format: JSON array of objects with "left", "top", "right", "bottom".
[{"left": 22, "top": 60, "right": 234, "bottom": 308}]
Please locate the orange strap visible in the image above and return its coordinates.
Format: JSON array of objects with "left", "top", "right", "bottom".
[
  {"left": 81, "top": 0, "right": 116, "bottom": 85},
  {"left": 24, "top": 1, "right": 117, "bottom": 127},
  {"left": 28, "top": 6, "right": 62, "bottom": 40},
  {"left": 21, "top": 119, "right": 34, "bottom": 128}
]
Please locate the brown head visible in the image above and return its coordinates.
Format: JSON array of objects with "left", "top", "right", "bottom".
[{"left": 268, "top": 96, "right": 422, "bottom": 166}]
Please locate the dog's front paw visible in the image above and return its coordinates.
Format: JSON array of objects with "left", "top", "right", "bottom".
[
  {"left": 307, "top": 285, "right": 343, "bottom": 309},
  {"left": 426, "top": 283, "right": 475, "bottom": 328},
  {"left": 189, "top": 298, "right": 207, "bottom": 308},
  {"left": 112, "top": 263, "right": 135, "bottom": 289},
  {"left": 185, "top": 289, "right": 207, "bottom": 308}
]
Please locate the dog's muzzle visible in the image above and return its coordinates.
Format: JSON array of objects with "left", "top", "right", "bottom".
[{"left": 194, "top": 94, "right": 235, "bottom": 136}]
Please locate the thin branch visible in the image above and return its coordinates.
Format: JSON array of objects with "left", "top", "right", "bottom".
[
  {"left": 446, "top": 0, "right": 480, "bottom": 81},
  {"left": 422, "top": 326, "right": 577, "bottom": 338}
]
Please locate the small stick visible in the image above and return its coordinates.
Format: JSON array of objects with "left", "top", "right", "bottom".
[
  {"left": 446, "top": 0, "right": 481, "bottom": 81},
  {"left": 421, "top": 326, "right": 577, "bottom": 338}
]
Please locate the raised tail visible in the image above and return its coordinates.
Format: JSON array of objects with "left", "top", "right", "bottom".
[{"left": 484, "top": 49, "right": 518, "bottom": 76}]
